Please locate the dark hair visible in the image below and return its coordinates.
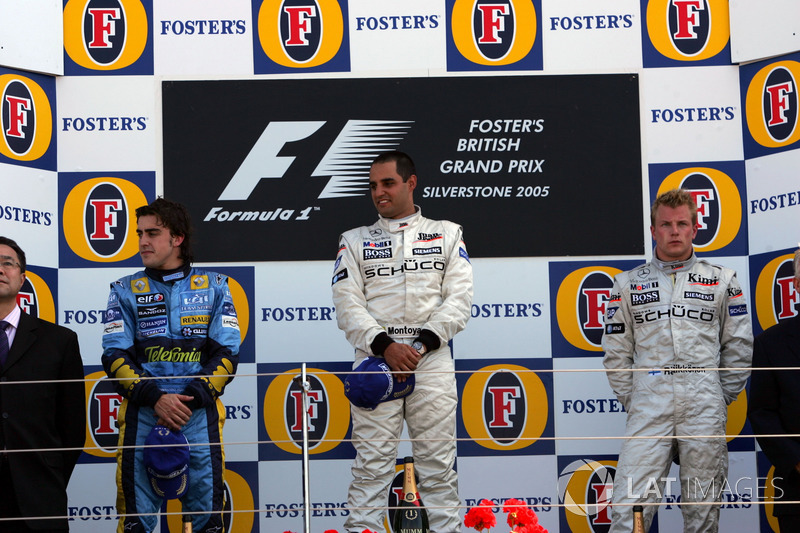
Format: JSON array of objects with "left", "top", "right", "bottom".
[
  {"left": 0, "top": 236, "right": 26, "bottom": 272},
  {"left": 135, "top": 198, "right": 194, "bottom": 265},
  {"left": 371, "top": 151, "right": 416, "bottom": 182},
  {"left": 650, "top": 188, "right": 697, "bottom": 226}
]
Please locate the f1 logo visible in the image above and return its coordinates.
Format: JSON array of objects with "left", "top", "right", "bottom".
[
  {"left": 477, "top": 4, "right": 509, "bottom": 44},
  {"left": 87, "top": 8, "right": 121, "bottom": 48}
]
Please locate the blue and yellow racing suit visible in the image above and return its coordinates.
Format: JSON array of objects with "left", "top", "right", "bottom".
[{"left": 102, "top": 264, "right": 240, "bottom": 533}]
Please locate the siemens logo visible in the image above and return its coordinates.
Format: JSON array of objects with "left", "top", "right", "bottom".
[
  {"left": 684, "top": 291, "right": 714, "bottom": 301},
  {"left": 354, "top": 14, "right": 439, "bottom": 31},
  {"left": 0, "top": 204, "right": 52, "bottom": 226},
  {"left": 549, "top": 14, "right": 634, "bottom": 31},
  {"left": 62, "top": 117, "right": 147, "bottom": 132},
  {"left": 651, "top": 107, "right": 735, "bottom": 123},
  {"left": 413, "top": 247, "right": 442, "bottom": 256},
  {"left": 160, "top": 19, "right": 246, "bottom": 35}
]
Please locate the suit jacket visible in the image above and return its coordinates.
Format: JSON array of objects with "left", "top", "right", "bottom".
[
  {"left": 747, "top": 314, "right": 800, "bottom": 516},
  {"left": 0, "top": 312, "right": 86, "bottom": 530}
]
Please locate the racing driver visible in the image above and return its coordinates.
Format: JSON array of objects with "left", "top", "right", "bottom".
[
  {"left": 602, "top": 188, "right": 752, "bottom": 532},
  {"left": 332, "top": 150, "right": 473, "bottom": 532}
]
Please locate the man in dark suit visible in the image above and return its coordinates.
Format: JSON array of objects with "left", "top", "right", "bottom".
[
  {"left": 748, "top": 247, "right": 800, "bottom": 531},
  {"left": 0, "top": 236, "right": 86, "bottom": 532}
]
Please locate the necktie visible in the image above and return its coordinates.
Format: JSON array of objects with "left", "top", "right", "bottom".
[{"left": 0, "top": 320, "right": 9, "bottom": 367}]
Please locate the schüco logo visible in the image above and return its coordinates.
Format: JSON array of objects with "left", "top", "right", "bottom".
[
  {"left": 263, "top": 368, "right": 349, "bottom": 454},
  {"left": 167, "top": 469, "right": 255, "bottom": 533},
  {"left": 461, "top": 364, "right": 548, "bottom": 450},
  {"left": 645, "top": 0, "right": 729, "bottom": 61},
  {"left": 63, "top": 0, "right": 149, "bottom": 71},
  {"left": 62, "top": 177, "right": 148, "bottom": 262},
  {"left": 450, "top": 0, "right": 537, "bottom": 66},
  {"left": 17, "top": 271, "right": 56, "bottom": 322},
  {"left": 754, "top": 253, "right": 797, "bottom": 331},
  {"left": 657, "top": 167, "right": 742, "bottom": 252},
  {"left": 84, "top": 371, "right": 121, "bottom": 458},
  {"left": 256, "top": 0, "right": 344, "bottom": 68},
  {"left": 745, "top": 60, "right": 800, "bottom": 149},
  {"left": 557, "top": 459, "right": 616, "bottom": 532},
  {"left": 0, "top": 74, "right": 53, "bottom": 162},
  {"left": 556, "top": 266, "right": 621, "bottom": 352}
]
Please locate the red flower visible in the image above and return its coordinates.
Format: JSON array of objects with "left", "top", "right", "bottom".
[{"left": 464, "top": 499, "right": 497, "bottom": 531}]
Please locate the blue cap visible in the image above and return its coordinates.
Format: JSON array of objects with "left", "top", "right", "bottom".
[
  {"left": 143, "top": 425, "right": 190, "bottom": 500},
  {"left": 344, "top": 356, "right": 415, "bottom": 410}
]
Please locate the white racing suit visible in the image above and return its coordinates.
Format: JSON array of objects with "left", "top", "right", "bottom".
[
  {"left": 602, "top": 252, "right": 753, "bottom": 532},
  {"left": 332, "top": 207, "right": 473, "bottom": 533}
]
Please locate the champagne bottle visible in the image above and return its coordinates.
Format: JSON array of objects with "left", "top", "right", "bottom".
[
  {"left": 392, "top": 457, "right": 430, "bottom": 533},
  {"left": 632, "top": 505, "right": 645, "bottom": 533}
]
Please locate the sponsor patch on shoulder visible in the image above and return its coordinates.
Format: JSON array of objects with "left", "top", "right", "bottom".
[
  {"left": 606, "top": 306, "right": 618, "bottom": 319},
  {"left": 459, "top": 247, "right": 470, "bottom": 262},
  {"left": 332, "top": 268, "right": 348, "bottom": 285},
  {"left": 728, "top": 304, "right": 748, "bottom": 316},
  {"left": 605, "top": 323, "right": 625, "bottom": 334}
]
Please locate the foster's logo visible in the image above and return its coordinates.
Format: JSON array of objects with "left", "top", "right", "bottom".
[
  {"left": 744, "top": 59, "right": 800, "bottom": 152},
  {"left": 262, "top": 368, "right": 349, "bottom": 456},
  {"left": 555, "top": 266, "right": 622, "bottom": 351},
  {"left": 643, "top": 0, "right": 730, "bottom": 66},
  {"left": 448, "top": 0, "right": 541, "bottom": 69},
  {"left": 84, "top": 371, "right": 123, "bottom": 458},
  {"left": 461, "top": 363, "right": 549, "bottom": 451},
  {"left": 63, "top": 0, "right": 151, "bottom": 73},
  {"left": 753, "top": 252, "right": 798, "bottom": 332},
  {"left": 62, "top": 176, "right": 150, "bottom": 263},
  {"left": 0, "top": 74, "right": 53, "bottom": 164},
  {"left": 655, "top": 165, "right": 744, "bottom": 253},
  {"left": 255, "top": 0, "right": 346, "bottom": 71}
]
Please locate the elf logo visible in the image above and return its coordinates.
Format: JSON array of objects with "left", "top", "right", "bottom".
[
  {"left": 556, "top": 266, "right": 621, "bottom": 351},
  {"left": 62, "top": 177, "right": 149, "bottom": 262},
  {"left": 656, "top": 166, "right": 742, "bottom": 252},
  {"left": 262, "top": 368, "right": 349, "bottom": 455},
  {"left": 63, "top": 0, "right": 150, "bottom": 72},
  {"left": 450, "top": 0, "right": 538, "bottom": 66},
  {"left": 461, "top": 364, "right": 548, "bottom": 450},
  {"left": 256, "top": 0, "right": 344, "bottom": 68},
  {"left": 17, "top": 270, "right": 56, "bottom": 322},
  {"left": 557, "top": 458, "right": 616, "bottom": 531},
  {"left": 754, "top": 253, "right": 797, "bottom": 332},
  {"left": 84, "top": 371, "right": 122, "bottom": 458},
  {"left": 644, "top": 0, "right": 729, "bottom": 62},
  {"left": 0, "top": 74, "right": 53, "bottom": 162},
  {"left": 744, "top": 61, "right": 800, "bottom": 149}
]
